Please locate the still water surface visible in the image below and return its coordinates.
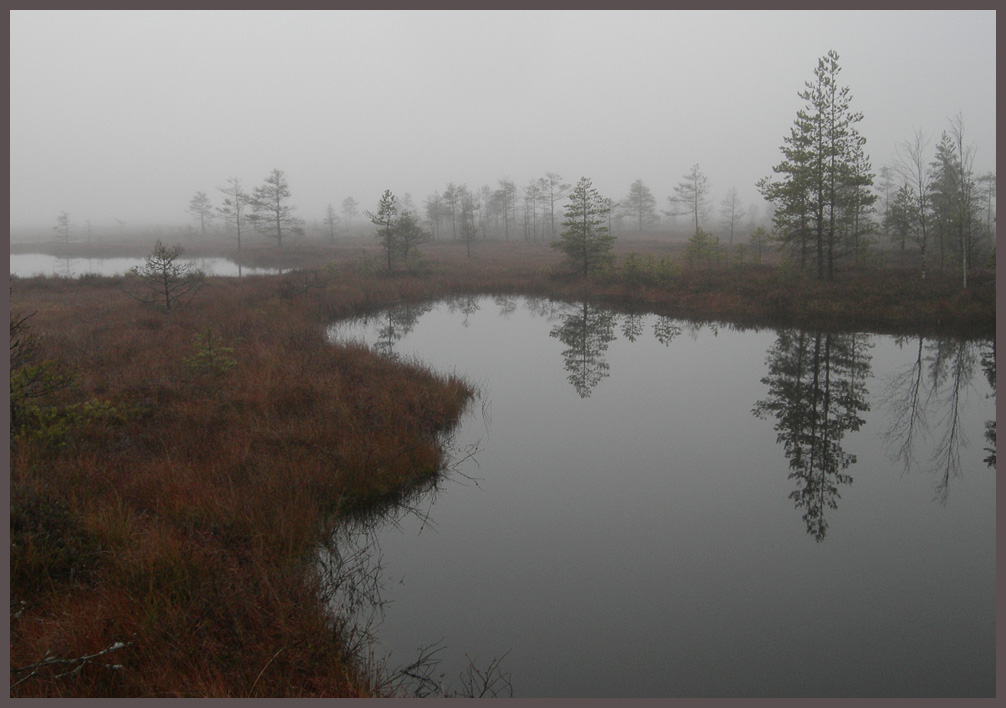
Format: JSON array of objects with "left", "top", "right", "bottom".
[
  {"left": 8, "top": 252, "right": 281, "bottom": 277},
  {"left": 327, "top": 295, "right": 995, "bottom": 697}
]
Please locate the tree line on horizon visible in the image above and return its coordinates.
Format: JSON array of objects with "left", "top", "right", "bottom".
[{"left": 46, "top": 51, "right": 994, "bottom": 286}]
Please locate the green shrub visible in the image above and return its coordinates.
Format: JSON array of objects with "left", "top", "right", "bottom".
[{"left": 183, "top": 326, "right": 237, "bottom": 377}]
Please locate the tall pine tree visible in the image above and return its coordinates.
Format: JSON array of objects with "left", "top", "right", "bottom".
[{"left": 758, "top": 50, "right": 874, "bottom": 280}]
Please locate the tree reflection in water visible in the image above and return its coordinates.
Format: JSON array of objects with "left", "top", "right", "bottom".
[
  {"left": 364, "top": 302, "right": 434, "bottom": 357},
  {"left": 548, "top": 301, "right": 617, "bottom": 398},
  {"left": 446, "top": 295, "right": 481, "bottom": 327},
  {"left": 753, "top": 330, "right": 872, "bottom": 542},
  {"left": 882, "top": 335, "right": 995, "bottom": 502}
]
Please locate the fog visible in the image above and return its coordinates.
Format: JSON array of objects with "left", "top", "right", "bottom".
[{"left": 9, "top": 10, "right": 997, "bottom": 236}]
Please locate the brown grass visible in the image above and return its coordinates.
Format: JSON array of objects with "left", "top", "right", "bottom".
[{"left": 8, "top": 234, "right": 994, "bottom": 696}]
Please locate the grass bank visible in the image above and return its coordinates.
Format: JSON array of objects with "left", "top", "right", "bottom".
[{"left": 9, "top": 237, "right": 994, "bottom": 696}]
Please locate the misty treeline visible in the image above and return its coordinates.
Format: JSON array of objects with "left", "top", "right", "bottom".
[
  {"left": 756, "top": 50, "right": 995, "bottom": 285},
  {"left": 50, "top": 51, "right": 993, "bottom": 286}
]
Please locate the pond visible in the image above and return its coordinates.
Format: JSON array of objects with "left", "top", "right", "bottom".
[
  {"left": 326, "top": 295, "right": 996, "bottom": 698},
  {"left": 8, "top": 252, "right": 283, "bottom": 278}
]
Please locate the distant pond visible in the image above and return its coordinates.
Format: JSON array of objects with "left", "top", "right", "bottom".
[
  {"left": 8, "top": 252, "right": 282, "bottom": 278},
  {"left": 326, "top": 295, "right": 995, "bottom": 697}
]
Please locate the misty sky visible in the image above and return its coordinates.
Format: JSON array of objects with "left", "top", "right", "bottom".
[{"left": 9, "top": 10, "right": 997, "bottom": 233}]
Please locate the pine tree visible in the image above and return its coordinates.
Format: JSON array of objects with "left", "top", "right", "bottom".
[
  {"left": 621, "top": 179, "right": 659, "bottom": 233},
  {"left": 366, "top": 190, "right": 398, "bottom": 271},
  {"left": 248, "top": 169, "right": 303, "bottom": 246},
  {"left": 552, "top": 177, "right": 615, "bottom": 277},
  {"left": 758, "top": 50, "right": 874, "bottom": 280}
]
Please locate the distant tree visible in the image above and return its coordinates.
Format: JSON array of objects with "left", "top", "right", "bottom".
[
  {"left": 621, "top": 179, "right": 659, "bottom": 232},
  {"left": 758, "top": 50, "right": 874, "bottom": 281},
  {"left": 719, "top": 187, "right": 746, "bottom": 247},
  {"left": 479, "top": 185, "right": 494, "bottom": 239},
  {"left": 522, "top": 179, "right": 542, "bottom": 242},
  {"left": 886, "top": 185, "right": 915, "bottom": 258},
  {"left": 321, "top": 203, "right": 339, "bottom": 242},
  {"left": 459, "top": 187, "right": 478, "bottom": 257},
  {"left": 400, "top": 192, "right": 416, "bottom": 214},
  {"left": 366, "top": 189, "right": 399, "bottom": 271},
  {"left": 668, "top": 164, "right": 710, "bottom": 233},
  {"left": 748, "top": 226, "right": 771, "bottom": 264},
  {"left": 894, "top": 129, "right": 933, "bottom": 278},
  {"left": 127, "top": 240, "right": 204, "bottom": 312},
  {"left": 424, "top": 193, "right": 445, "bottom": 239},
  {"left": 603, "top": 197, "right": 619, "bottom": 238},
  {"left": 248, "top": 169, "right": 303, "bottom": 246},
  {"left": 217, "top": 177, "right": 249, "bottom": 250},
  {"left": 497, "top": 178, "right": 517, "bottom": 240},
  {"left": 442, "top": 183, "right": 460, "bottom": 240},
  {"left": 976, "top": 171, "right": 996, "bottom": 235},
  {"left": 552, "top": 177, "right": 615, "bottom": 277},
  {"left": 341, "top": 196, "right": 359, "bottom": 232},
  {"left": 187, "top": 191, "right": 214, "bottom": 235},
  {"left": 876, "top": 164, "right": 898, "bottom": 247},
  {"left": 542, "top": 172, "right": 571, "bottom": 241},
  {"left": 53, "top": 211, "right": 71, "bottom": 244}
]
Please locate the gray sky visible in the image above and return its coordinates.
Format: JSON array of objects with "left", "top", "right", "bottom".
[{"left": 9, "top": 9, "right": 997, "bottom": 233}]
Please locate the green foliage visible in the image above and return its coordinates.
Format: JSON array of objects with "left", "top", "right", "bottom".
[
  {"left": 367, "top": 189, "right": 399, "bottom": 271},
  {"left": 619, "top": 253, "right": 680, "bottom": 286},
  {"left": 14, "top": 399, "right": 127, "bottom": 450},
  {"left": 393, "top": 209, "right": 432, "bottom": 266},
  {"left": 10, "top": 310, "right": 76, "bottom": 440},
  {"left": 685, "top": 228, "right": 719, "bottom": 269},
  {"left": 183, "top": 326, "right": 237, "bottom": 377},
  {"left": 758, "top": 49, "right": 875, "bottom": 281},
  {"left": 552, "top": 177, "right": 615, "bottom": 277}
]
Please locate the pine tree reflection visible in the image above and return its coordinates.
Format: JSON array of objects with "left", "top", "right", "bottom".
[
  {"left": 446, "top": 295, "right": 481, "bottom": 327},
  {"left": 549, "top": 301, "right": 617, "bottom": 398},
  {"left": 652, "top": 315, "right": 684, "bottom": 346},
  {"left": 620, "top": 312, "right": 645, "bottom": 342},
  {"left": 753, "top": 330, "right": 872, "bottom": 541},
  {"left": 370, "top": 302, "right": 435, "bottom": 357}
]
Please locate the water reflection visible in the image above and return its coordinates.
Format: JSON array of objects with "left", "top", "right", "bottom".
[
  {"left": 331, "top": 297, "right": 992, "bottom": 541},
  {"left": 358, "top": 303, "right": 435, "bottom": 357},
  {"left": 752, "top": 331, "right": 872, "bottom": 541},
  {"left": 548, "top": 301, "right": 617, "bottom": 398},
  {"left": 326, "top": 296, "right": 995, "bottom": 696},
  {"left": 445, "top": 295, "right": 481, "bottom": 327},
  {"left": 882, "top": 336, "right": 996, "bottom": 501}
]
